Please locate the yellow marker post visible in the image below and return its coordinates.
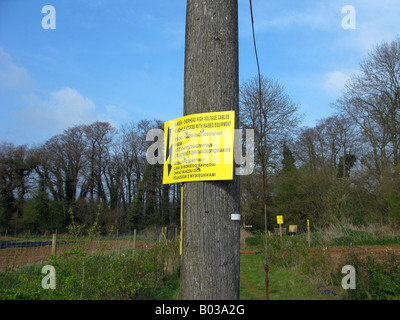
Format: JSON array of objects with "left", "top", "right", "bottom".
[
  {"left": 277, "top": 216, "right": 283, "bottom": 247},
  {"left": 307, "top": 219, "right": 311, "bottom": 248},
  {"left": 180, "top": 185, "right": 183, "bottom": 255}
]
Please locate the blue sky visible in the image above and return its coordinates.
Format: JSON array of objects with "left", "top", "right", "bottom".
[{"left": 0, "top": 0, "right": 399, "bottom": 146}]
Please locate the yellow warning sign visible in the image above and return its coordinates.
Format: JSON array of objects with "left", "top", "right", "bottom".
[
  {"left": 163, "top": 110, "right": 235, "bottom": 184},
  {"left": 277, "top": 215, "right": 283, "bottom": 225}
]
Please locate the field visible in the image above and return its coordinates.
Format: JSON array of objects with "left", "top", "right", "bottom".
[
  {"left": 0, "top": 237, "right": 151, "bottom": 271},
  {"left": 1, "top": 224, "right": 400, "bottom": 300}
]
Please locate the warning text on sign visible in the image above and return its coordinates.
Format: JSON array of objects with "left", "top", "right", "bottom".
[{"left": 163, "top": 111, "right": 235, "bottom": 184}]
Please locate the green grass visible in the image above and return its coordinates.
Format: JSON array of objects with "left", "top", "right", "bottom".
[
  {"left": 239, "top": 223, "right": 400, "bottom": 300},
  {"left": 239, "top": 253, "right": 343, "bottom": 300},
  {"left": 151, "top": 252, "right": 345, "bottom": 300},
  {"left": 152, "top": 252, "right": 345, "bottom": 300},
  {"left": 0, "top": 241, "right": 180, "bottom": 300},
  {"left": 152, "top": 271, "right": 180, "bottom": 300}
]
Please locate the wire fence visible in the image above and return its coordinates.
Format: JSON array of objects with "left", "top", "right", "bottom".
[{"left": 0, "top": 226, "right": 179, "bottom": 272}]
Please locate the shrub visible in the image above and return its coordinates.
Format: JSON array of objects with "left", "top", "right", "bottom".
[
  {"left": 0, "top": 210, "right": 180, "bottom": 300},
  {"left": 0, "top": 241, "right": 179, "bottom": 300},
  {"left": 344, "top": 252, "right": 400, "bottom": 300}
]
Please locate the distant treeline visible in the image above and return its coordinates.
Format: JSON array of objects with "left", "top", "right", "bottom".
[
  {"left": 0, "top": 119, "right": 182, "bottom": 235},
  {"left": 1, "top": 38, "right": 399, "bottom": 235}
]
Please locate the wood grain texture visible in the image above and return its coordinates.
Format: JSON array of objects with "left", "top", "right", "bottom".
[{"left": 180, "top": 0, "right": 240, "bottom": 300}]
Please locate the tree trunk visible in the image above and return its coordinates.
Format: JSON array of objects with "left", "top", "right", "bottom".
[{"left": 180, "top": 0, "right": 240, "bottom": 300}]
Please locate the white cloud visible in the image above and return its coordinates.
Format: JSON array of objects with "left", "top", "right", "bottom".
[
  {"left": 0, "top": 49, "right": 127, "bottom": 139},
  {"left": 105, "top": 105, "right": 129, "bottom": 120},
  {"left": 322, "top": 71, "right": 352, "bottom": 97},
  {"left": 0, "top": 48, "right": 33, "bottom": 89},
  {"left": 16, "top": 87, "right": 133, "bottom": 141},
  {"left": 246, "top": 1, "right": 339, "bottom": 34},
  {"left": 45, "top": 87, "right": 96, "bottom": 126},
  {"left": 269, "top": 7, "right": 335, "bottom": 31},
  {"left": 19, "top": 87, "right": 99, "bottom": 134},
  {"left": 100, "top": 105, "right": 130, "bottom": 128},
  {"left": 245, "top": 0, "right": 400, "bottom": 53}
]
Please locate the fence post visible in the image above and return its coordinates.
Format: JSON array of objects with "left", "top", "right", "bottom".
[
  {"left": 51, "top": 233, "right": 57, "bottom": 257},
  {"left": 133, "top": 229, "right": 137, "bottom": 252}
]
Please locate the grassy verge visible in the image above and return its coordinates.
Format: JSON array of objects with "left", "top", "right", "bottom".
[
  {"left": 244, "top": 223, "right": 400, "bottom": 300},
  {"left": 240, "top": 253, "right": 343, "bottom": 300},
  {"left": 151, "top": 252, "right": 344, "bottom": 300}
]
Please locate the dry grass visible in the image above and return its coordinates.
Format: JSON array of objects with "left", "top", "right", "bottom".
[{"left": 310, "top": 222, "right": 400, "bottom": 247}]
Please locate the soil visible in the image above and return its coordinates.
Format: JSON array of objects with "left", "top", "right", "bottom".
[{"left": 307, "top": 245, "right": 400, "bottom": 266}]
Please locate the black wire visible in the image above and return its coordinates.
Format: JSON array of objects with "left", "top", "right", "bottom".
[
  {"left": 249, "top": 0, "right": 262, "bottom": 103},
  {"left": 249, "top": 2, "right": 269, "bottom": 300},
  {"left": 249, "top": 1, "right": 264, "bottom": 196},
  {"left": 249, "top": 0, "right": 264, "bottom": 145}
]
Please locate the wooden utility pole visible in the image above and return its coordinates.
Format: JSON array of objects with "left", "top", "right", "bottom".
[{"left": 180, "top": 0, "right": 240, "bottom": 300}]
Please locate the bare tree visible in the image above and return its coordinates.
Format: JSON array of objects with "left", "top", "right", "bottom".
[
  {"left": 83, "top": 121, "right": 116, "bottom": 203},
  {"left": 37, "top": 137, "right": 65, "bottom": 203},
  {"left": 334, "top": 39, "right": 400, "bottom": 175},
  {"left": 295, "top": 115, "right": 359, "bottom": 177},
  {"left": 118, "top": 122, "right": 142, "bottom": 208},
  {"left": 240, "top": 75, "right": 301, "bottom": 170},
  {"left": 295, "top": 126, "right": 320, "bottom": 170},
  {"left": 62, "top": 125, "right": 87, "bottom": 202},
  {"left": 240, "top": 74, "right": 301, "bottom": 236},
  {"left": 33, "top": 125, "right": 87, "bottom": 221}
]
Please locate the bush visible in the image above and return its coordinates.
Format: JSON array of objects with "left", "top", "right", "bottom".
[
  {"left": 0, "top": 240, "right": 179, "bottom": 300},
  {"left": 0, "top": 209, "right": 182, "bottom": 300},
  {"left": 344, "top": 252, "right": 400, "bottom": 300}
]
